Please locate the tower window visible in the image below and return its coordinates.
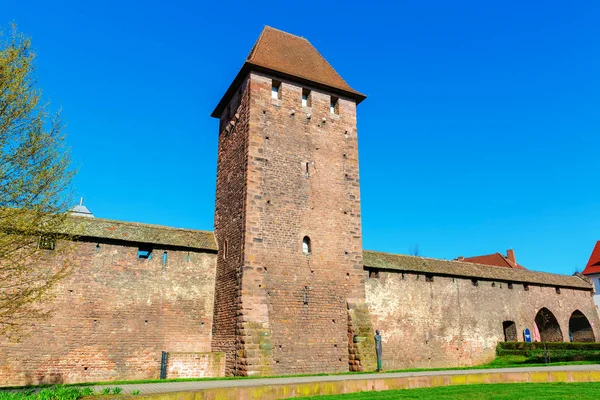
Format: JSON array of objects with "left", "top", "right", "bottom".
[
  {"left": 330, "top": 97, "right": 339, "bottom": 114},
  {"left": 302, "top": 89, "right": 311, "bottom": 107},
  {"left": 138, "top": 246, "right": 153, "bottom": 260},
  {"left": 302, "top": 236, "right": 312, "bottom": 255},
  {"left": 272, "top": 80, "right": 281, "bottom": 100}
]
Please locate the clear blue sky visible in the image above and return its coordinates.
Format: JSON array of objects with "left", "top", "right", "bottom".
[{"left": 4, "top": 0, "right": 599, "bottom": 275}]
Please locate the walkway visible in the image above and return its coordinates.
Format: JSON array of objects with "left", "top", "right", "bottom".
[{"left": 92, "top": 364, "right": 600, "bottom": 395}]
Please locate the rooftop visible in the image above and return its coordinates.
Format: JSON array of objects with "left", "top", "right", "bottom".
[
  {"left": 212, "top": 26, "right": 366, "bottom": 118},
  {"left": 54, "top": 217, "right": 589, "bottom": 288},
  {"left": 457, "top": 250, "right": 526, "bottom": 270},
  {"left": 364, "top": 250, "right": 592, "bottom": 290},
  {"left": 582, "top": 241, "right": 600, "bottom": 275},
  {"left": 60, "top": 216, "right": 217, "bottom": 252}
]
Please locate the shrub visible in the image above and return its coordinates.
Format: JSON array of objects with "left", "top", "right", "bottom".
[
  {"left": 497, "top": 342, "right": 600, "bottom": 363},
  {"left": 111, "top": 387, "right": 123, "bottom": 395}
]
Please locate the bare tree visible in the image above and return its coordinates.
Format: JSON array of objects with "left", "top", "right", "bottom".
[
  {"left": 0, "top": 24, "right": 75, "bottom": 338},
  {"left": 408, "top": 244, "right": 421, "bottom": 257}
]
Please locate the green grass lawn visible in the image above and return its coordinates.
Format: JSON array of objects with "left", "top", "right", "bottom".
[
  {"left": 1, "top": 356, "right": 597, "bottom": 390},
  {"left": 299, "top": 382, "right": 600, "bottom": 399}
]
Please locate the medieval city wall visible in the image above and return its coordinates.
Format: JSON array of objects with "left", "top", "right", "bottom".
[
  {"left": 0, "top": 239, "right": 217, "bottom": 386},
  {"left": 365, "top": 270, "right": 600, "bottom": 371}
]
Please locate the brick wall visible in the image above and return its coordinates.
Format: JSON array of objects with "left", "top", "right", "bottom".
[
  {"left": 0, "top": 239, "right": 217, "bottom": 386},
  {"left": 365, "top": 270, "right": 600, "bottom": 370},
  {"left": 166, "top": 352, "right": 225, "bottom": 378},
  {"left": 234, "top": 72, "right": 366, "bottom": 375},
  {"left": 212, "top": 77, "right": 251, "bottom": 376}
]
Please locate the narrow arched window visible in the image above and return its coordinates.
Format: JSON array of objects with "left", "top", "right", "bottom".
[{"left": 302, "top": 236, "right": 311, "bottom": 255}]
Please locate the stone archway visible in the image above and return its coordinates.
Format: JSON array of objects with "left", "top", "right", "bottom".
[
  {"left": 535, "top": 308, "right": 563, "bottom": 342},
  {"left": 569, "top": 310, "right": 595, "bottom": 342}
]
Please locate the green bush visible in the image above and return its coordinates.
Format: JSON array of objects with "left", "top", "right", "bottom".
[
  {"left": 498, "top": 342, "right": 600, "bottom": 352},
  {"left": 0, "top": 386, "right": 89, "bottom": 400},
  {"left": 497, "top": 342, "right": 600, "bottom": 363}
]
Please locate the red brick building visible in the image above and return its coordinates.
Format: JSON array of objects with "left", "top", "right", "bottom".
[
  {"left": 582, "top": 241, "right": 600, "bottom": 308},
  {"left": 0, "top": 26, "right": 597, "bottom": 386},
  {"left": 456, "top": 249, "right": 527, "bottom": 270}
]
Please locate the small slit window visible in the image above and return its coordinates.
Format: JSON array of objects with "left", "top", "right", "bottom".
[
  {"left": 472, "top": 279, "right": 479, "bottom": 287},
  {"left": 302, "top": 89, "right": 311, "bottom": 107},
  {"left": 426, "top": 274, "right": 434, "bottom": 283},
  {"left": 272, "top": 80, "right": 281, "bottom": 100},
  {"left": 330, "top": 97, "right": 339, "bottom": 114},
  {"left": 302, "top": 236, "right": 312, "bottom": 255},
  {"left": 162, "top": 251, "right": 168, "bottom": 265},
  {"left": 138, "top": 245, "right": 153, "bottom": 260}
]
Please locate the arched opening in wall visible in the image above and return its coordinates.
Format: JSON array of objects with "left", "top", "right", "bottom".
[
  {"left": 534, "top": 308, "right": 563, "bottom": 342},
  {"left": 569, "top": 310, "right": 595, "bottom": 342},
  {"left": 503, "top": 321, "right": 517, "bottom": 342},
  {"left": 302, "top": 236, "right": 311, "bottom": 255}
]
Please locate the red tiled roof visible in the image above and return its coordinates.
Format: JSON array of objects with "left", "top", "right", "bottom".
[
  {"left": 246, "top": 26, "right": 362, "bottom": 96},
  {"left": 582, "top": 241, "right": 600, "bottom": 275},
  {"left": 460, "top": 253, "right": 527, "bottom": 270},
  {"left": 212, "top": 26, "right": 366, "bottom": 118}
]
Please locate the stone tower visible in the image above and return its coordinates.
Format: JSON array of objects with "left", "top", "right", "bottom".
[{"left": 211, "top": 26, "right": 368, "bottom": 376}]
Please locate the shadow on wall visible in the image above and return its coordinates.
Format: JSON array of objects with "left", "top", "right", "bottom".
[
  {"left": 535, "top": 308, "right": 563, "bottom": 342},
  {"left": 24, "top": 371, "right": 64, "bottom": 386},
  {"left": 570, "top": 310, "right": 596, "bottom": 342}
]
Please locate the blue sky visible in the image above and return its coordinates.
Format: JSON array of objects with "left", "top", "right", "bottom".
[{"left": 4, "top": 0, "right": 599, "bottom": 274}]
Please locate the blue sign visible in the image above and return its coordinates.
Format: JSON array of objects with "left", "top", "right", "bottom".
[{"left": 524, "top": 328, "right": 532, "bottom": 343}]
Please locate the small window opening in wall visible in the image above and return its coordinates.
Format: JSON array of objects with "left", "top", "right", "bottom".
[
  {"left": 302, "top": 88, "right": 311, "bottom": 107},
  {"left": 330, "top": 97, "right": 339, "bottom": 114},
  {"left": 162, "top": 251, "right": 168, "bottom": 265},
  {"left": 472, "top": 279, "right": 479, "bottom": 287},
  {"left": 556, "top": 287, "right": 561, "bottom": 294},
  {"left": 368, "top": 269, "right": 379, "bottom": 279},
  {"left": 39, "top": 235, "right": 56, "bottom": 250},
  {"left": 524, "top": 284, "right": 530, "bottom": 291},
  {"left": 138, "top": 246, "right": 153, "bottom": 260},
  {"left": 508, "top": 283, "right": 513, "bottom": 290},
  {"left": 302, "top": 236, "right": 312, "bottom": 255},
  {"left": 303, "top": 162, "right": 310, "bottom": 178},
  {"left": 303, "top": 286, "right": 310, "bottom": 305},
  {"left": 426, "top": 274, "right": 434, "bottom": 283},
  {"left": 186, "top": 252, "right": 191, "bottom": 262},
  {"left": 95, "top": 243, "right": 101, "bottom": 252},
  {"left": 222, "top": 240, "right": 228, "bottom": 260},
  {"left": 272, "top": 80, "right": 281, "bottom": 100}
]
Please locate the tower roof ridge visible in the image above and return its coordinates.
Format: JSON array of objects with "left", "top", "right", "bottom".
[{"left": 212, "top": 26, "right": 365, "bottom": 118}]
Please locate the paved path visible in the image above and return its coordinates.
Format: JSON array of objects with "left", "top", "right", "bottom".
[{"left": 92, "top": 364, "right": 600, "bottom": 395}]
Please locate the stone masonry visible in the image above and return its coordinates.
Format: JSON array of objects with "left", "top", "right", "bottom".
[{"left": 0, "top": 26, "right": 597, "bottom": 386}]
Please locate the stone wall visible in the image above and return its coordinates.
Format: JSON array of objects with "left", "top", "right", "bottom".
[
  {"left": 166, "top": 352, "right": 225, "bottom": 379},
  {"left": 212, "top": 77, "right": 252, "bottom": 376},
  {"left": 0, "top": 239, "right": 217, "bottom": 386},
  {"left": 239, "top": 72, "right": 366, "bottom": 375},
  {"left": 212, "top": 71, "right": 368, "bottom": 376},
  {"left": 365, "top": 270, "right": 600, "bottom": 370}
]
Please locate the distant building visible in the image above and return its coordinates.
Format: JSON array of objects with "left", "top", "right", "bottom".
[
  {"left": 456, "top": 249, "right": 527, "bottom": 270},
  {"left": 582, "top": 241, "right": 600, "bottom": 308}
]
